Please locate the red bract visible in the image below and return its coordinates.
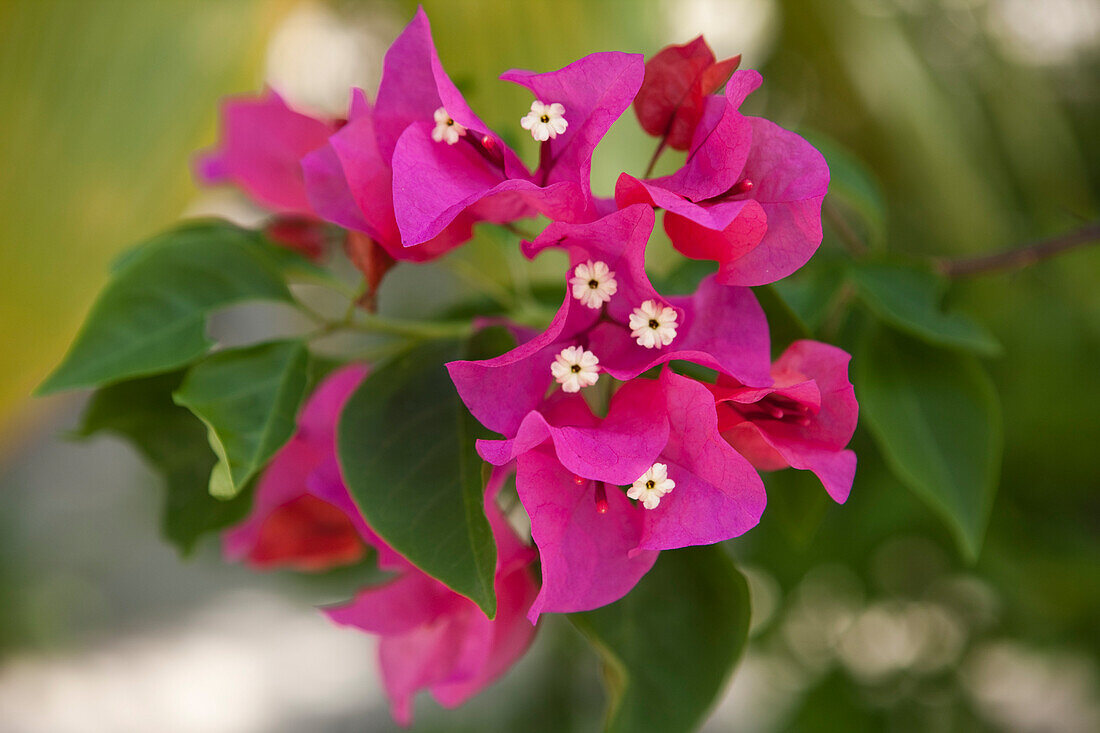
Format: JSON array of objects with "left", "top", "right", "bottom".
[{"left": 634, "top": 36, "right": 741, "bottom": 151}]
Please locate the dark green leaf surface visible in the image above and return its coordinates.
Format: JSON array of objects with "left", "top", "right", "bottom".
[
  {"left": 855, "top": 326, "right": 1002, "bottom": 560},
  {"left": 764, "top": 467, "right": 830, "bottom": 547},
  {"left": 570, "top": 546, "right": 751, "bottom": 733},
  {"left": 850, "top": 262, "right": 1002, "bottom": 356},
  {"left": 755, "top": 284, "right": 812, "bottom": 357},
  {"left": 38, "top": 221, "right": 296, "bottom": 394},
  {"left": 173, "top": 340, "right": 310, "bottom": 500},
  {"left": 337, "top": 338, "right": 501, "bottom": 617},
  {"left": 76, "top": 372, "right": 251, "bottom": 554}
]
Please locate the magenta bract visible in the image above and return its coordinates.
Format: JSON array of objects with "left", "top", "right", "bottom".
[
  {"left": 712, "top": 339, "right": 859, "bottom": 503},
  {"left": 478, "top": 370, "right": 766, "bottom": 621},
  {"left": 196, "top": 89, "right": 338, "bottom": 216}
]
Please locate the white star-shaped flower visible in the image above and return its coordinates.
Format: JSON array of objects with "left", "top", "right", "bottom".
[
  {"left": 432, "top": 107, "right": 466, "bottom": 145},
  {"left": 569, "top": 260, "right": 618, "bottom": 309},
  {"left": 521, "top": 101, "right": 567, "bottom": 142},
  {"left": 627, "top": 463, "right": 675, "bottom": 510},
  {"left": 550, "top": 346, "right": 600, "bottom": 393},
  {"left": 628, "top": 300, "right": 678, "bottom": 349}
]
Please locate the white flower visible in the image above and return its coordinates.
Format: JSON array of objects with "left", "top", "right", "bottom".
[
  {"left": 520, "top": 101, "right": 567, "bottom": 142},
  {"left": 627, "top": 463, "right": 675, "bottom": 510},
  {"left": 569, "top": 260, "right": 618, "bottom": 309},
  {"left": 431, "top": 106, "right": 466, "bottom": 145},
  {"left": 550, "top": 346, "right": 600, "bottom": 393},
  {"left": 629, "top": 300, "right": 678, "bottom": 349}
]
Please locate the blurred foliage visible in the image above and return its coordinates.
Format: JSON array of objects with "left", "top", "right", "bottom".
[
  {"left": 2, "top": 0, "right": 1099, "bottom": 731},
  {"left": 0, "top": 0, "right": 291, "bottom": 447}
]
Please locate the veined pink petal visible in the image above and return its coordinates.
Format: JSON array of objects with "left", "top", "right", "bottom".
[
  {"left": 447, "top": 288, "right": 601, "bottom": 437},
  {"left": 518, "top": 447, "right": 657, "bottom": 622},
  {"left": 324, "top": 572, "right": 459, "bottom": 635},
  {"left": 502, "top": 51, "right": 645, "bottom": 193},
  {"left": 587, "top": 275, "right": 773, "bottom": 386},
  {"left": 636, "top": 371, "right": 766, "bottom": 550},
  {"left": 477, "top": 378, "right": 668, "bottom": 488}
]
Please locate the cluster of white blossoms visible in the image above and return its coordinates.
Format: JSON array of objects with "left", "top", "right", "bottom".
[
  {"left": 521, "top": 101, "right": 568, "bottom": 141},
  {"left": 550, "top": 346, "right": 600, "bottom": 393},
  {"left": 629, "top": 300, "right": 679, "bottom": 349},
  {"left": 569, "top": 260, "right": 618, "bottom": 309},
  {"left": 434, "top": 100, "right": 568, "bottom": 145},
  {"left": 627, "top": 463, "right": 676, "bottom": 509},
  {"left": 431, "top": 107, "right": 466, "bottom": 145}
]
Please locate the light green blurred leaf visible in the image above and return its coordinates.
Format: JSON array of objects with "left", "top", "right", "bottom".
[
  {"left": 173, "top": 340, "right": 310, "bottom": 500},
  {"left": 38, "top": 221, "right": 297, "bottom": 394},
  {"left": 570, "top": 546, "right": 751, "bottom": 733},
  {"left": 855, "top": 326, "right": 1002, "bottom": 560},
  {"left": 337, "top": 331, "right": 515, "bottom": 618},
  {"left": 771, "top": 256, "right": 847, "bottom": 333},
  {"left": 801, "top": 130, "right": 887, "bottom": 248},
  {"left": 851, "top": 262, "right": 1002, "bottom": 356},
  {"left": 76, "top": 371, "right": 252, "bottom": 554}
]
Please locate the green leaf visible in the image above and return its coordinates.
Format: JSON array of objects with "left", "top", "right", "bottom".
[
  {"left": 850, "top": 262, "right": 1002, "bottom": 356},
  {"left": 855, "top": 326, "right": 1002, "bottom": 560},
  {"left": 258, "top": 232, "right": 349, "bottom": 291},
  {"left": 754, "top": 284, "right": 812, "bottom": 357},
  {"left": 76, "top": 372, "right": 252, "bottom": 554},
  {"left": 764, "top": 468, "right": 829, "bottom": 547},
  {"left": 173, "top": 340, "right": 310, "bottom": 500},
  {"left": 771, "top": 256, "right": 847, "bottom": 333},
  {"left": 800, "top": 130, "right": 887, "bottom": 248},
  {"left": 38, "top": 220, "right": 297, "bottom": 395},
  {"left": 570, "top": 546, "right": 751, "bottom": 733},
  {"left": 658, "top": 258, "right": 718, "bottom": 295},
  {"left": 337, "top": 337, "right": 506, "bottom": 617}
]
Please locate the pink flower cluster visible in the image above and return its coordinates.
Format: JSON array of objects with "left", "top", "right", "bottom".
[{"left": 209, "top": 7, "right": 857, "bottom": 723}]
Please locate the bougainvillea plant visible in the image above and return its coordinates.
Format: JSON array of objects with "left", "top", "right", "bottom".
[{"left": 41, "top": 7, "right": 1034, "bottom": 731}]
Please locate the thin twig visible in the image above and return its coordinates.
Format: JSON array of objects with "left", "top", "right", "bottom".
[
  {"left": 501, "top": 221, "right": 537, "bottom": 241},
  {"left": 823, "top": 199, "right": 868, "bottom": 257},
  {"left": 643, "top": 138, "right": 668, "bottom": 179},
  {"left": 820, "top": 282, "right": 855, "bottom": 342},
  {"left": 935, "top": 221, "right": 1100, "bottom": 278}
]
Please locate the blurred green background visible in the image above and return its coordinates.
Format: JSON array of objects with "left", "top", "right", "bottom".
[{"left": 1, "top": 0, "right": 1098, "bottom": 730}]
